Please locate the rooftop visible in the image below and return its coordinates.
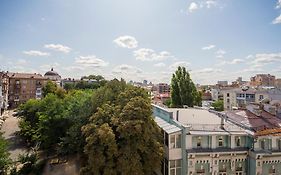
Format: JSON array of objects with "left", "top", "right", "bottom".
[
  {"left": 7, "top": 72, "right": 46, "bottom": 79},
  {"left": 225, "top": 104, "right": 281, "bottom": 132}
]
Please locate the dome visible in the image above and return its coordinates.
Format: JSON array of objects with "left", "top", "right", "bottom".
[{"left": 44, "top": 68, "right": 60, "bottom": 76}]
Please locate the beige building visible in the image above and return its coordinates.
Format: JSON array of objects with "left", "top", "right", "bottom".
[
  {"left": 275, "top": 79, "right": 281, "bottom": 89},
  {"left": 250, "top": 74, "right": 276, "bottom": 87},
  {"left": 223, "top": 87, "right": 281, "bottom": 110},
  {"left": 7, "top": 73, "right": 47, "bottom": 108}
]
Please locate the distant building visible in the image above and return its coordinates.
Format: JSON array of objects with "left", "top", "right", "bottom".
[
  {"left": 44, "top": 68, "right": 62, "bottom": 87},
  {"left": 217, "top": 81, "right": 228, "bottom": 86},
  {"left": 7, "top": 73, "right": 47, "bottom": 108},
  {"left": 153, "top": 103, "right": 281, "bottom": 175},
  {"left": 222, "top": 86, "right": 281, "bottom": 110},
  {"left": 232, "top": 77, "right": 247, "bottom": 86},
  {"left": 0, "top": 72, "right": 9, "bottom": 112},
  {"left": 156, "top": 83, "right": 170, "bottom": 94},
  {"left": 250, "top": 74, "right": 276, "bottom": 87},
  {"left": 275, "top": 79, "right": 281, "bottom": 89}
]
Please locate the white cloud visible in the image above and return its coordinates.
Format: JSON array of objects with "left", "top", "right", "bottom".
[
  {"left": 113, "top": 35, "right": 138, "bottom": 49},
  {"left": 229, "top": 59, "right": 244, "bottom": 64},
  {"left": 276, "top": 0, "right": 281, "bottom": 9},
  {"left": 134, "top": 48, "right": 173, "bottom": 61},
  {"left": 216, "top": 49, "right": 226, "bottom": 58},
  {"left": 252, "top": 53, "right": 281, "bottom": 66},
  {"left": 272, "top": 14, "right": 281, "bottom": 24},
  {"left": 202, "top": 44, "right": 216, "bottom": 50},
  {"left": 23, "top": 50, "right": 50, "bottom": 56},
  {"left": 44, "top": 44, "right": 71, "bottom": 53},
  {"left": 218, "top": 58, "right": 245, "bottom": 66},
  {"left": 154, "top": 62, "right": 166, "bottom": 67},
  {"left": 206, "top": 0, "right": 217, "bottom": 8},
  {"left": 169, "top": 61, "right": 190, "bottom": 70},
  {"left": 75, "top": 55, "right": 109, "bottom": 67},
  {"left": 112, "top": 64, "right": 142, "bottom": 74},
  {"left": 16, "top": 59, "right": 27, "bottom": 65},
  {"left": 192, "top": 68, "right": 222, "bottom": 74},
  {"left": 189, "top": 2, "right": 199, "bottom": 13}
]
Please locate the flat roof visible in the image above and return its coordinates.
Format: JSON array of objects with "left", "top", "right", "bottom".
[
  {"left": 166, "top": 107, "right": 248, "bottom": 134},
  {"left": 154, "top": 116, "right": 181, "bottom": 134}
]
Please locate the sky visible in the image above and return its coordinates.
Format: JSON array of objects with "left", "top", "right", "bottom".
[{"left": 0, "top": 0, "right": 281, "bottom": 85}]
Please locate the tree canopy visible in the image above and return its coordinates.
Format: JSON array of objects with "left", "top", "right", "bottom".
[
  {"left": 82, "top": 83, "right": 163, "bottom": 175},
  {"left": 211, "top": 100, "right": 224, "bottom": 111},
  {"left": 171, "top": 66, "right": 202, "bottom": 107},
  {"left": 18, "top": 78, "right": 163, "bottom": 174},
  {"left": 0, "top": 132, "right": 10, "bottom": 174}
]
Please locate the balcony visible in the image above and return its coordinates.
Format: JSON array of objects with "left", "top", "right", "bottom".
[{"left": 187, "top": 147, "right": 248, "bottom": 153}]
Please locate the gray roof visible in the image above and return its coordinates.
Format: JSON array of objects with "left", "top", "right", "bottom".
[{"left": 154, "top": 116, "right": 181, "bottom": 134}]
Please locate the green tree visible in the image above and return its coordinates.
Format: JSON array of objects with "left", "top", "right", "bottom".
[
  {"left": 82, "top": 86, "right": 163, "bottom": 175},
  {"left": 211, "top": 100, "right": 224, "bottom": 111},
  {"left": 171, "top": 66, "right": 202, "bottom": 107},
  {"left": 42, "top": 81, "right": 58, "bottom": 97},
  {"left": 0, "top": 132, "right": 10, "bottom": 174}
]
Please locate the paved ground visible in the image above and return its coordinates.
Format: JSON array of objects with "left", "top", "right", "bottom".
[{"left": 0, "top": 110, "right": 27, "bottom": 161}]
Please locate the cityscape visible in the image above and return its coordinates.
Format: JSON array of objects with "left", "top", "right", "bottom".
[{"left": 1, "top": 0, "right": 281, "bottom": 175}]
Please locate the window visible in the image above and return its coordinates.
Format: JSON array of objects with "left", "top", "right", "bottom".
[
  {"left": 170, "top": 135, "right": 175, "bottom": 148},
  {"left": 197, "top": 137, "right": 202, "bottom": 148},
  {"left": 227, "top": 99, "right": 230, "bottom": 103},
  {"left": 170, "top": 160, "right": 181, "bottom": 175},
  {"left": 161, "top": 158, "right": 168, "bottom": 175},
  {"left": 278, "top": 139, "right": 281, "bottom": 150},
  {"left": 218, "top": 137, "right": 223, "bottom": 147},
  {"left": 176, "top": 135, "right": 181, "bottom": 148},
  {"left": 259, "top": 95, "right": 264, "bottom": 100},
  {"left": 170, "top": 134, "right": 181, "bottom": 149},
  {"left": 260, "top": 140, "right": 265, "bottom": 149},
  {"left": 227, "top": 93, "right": 229, "bottom": 97},
  {"left": 236, "top": 137, "right": 241, "bottom": 147}
]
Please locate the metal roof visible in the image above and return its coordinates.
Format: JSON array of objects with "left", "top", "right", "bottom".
[{"left": 154, "top": 116, "right": 181, "bottom": 134}]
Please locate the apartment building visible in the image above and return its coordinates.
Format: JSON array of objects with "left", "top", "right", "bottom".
[
  {"left": 157, "top": 83, "right": 170, "bottom": 94},
  {"left": 7, "top": 73, "right": 47, "bottom": 108},
  {"left": 0, "top": 72, "right": 9, "bottom": 113},
  {"left": 250, "top": 74, "right": 276, "bottom": 87},
  {"left": 153, "top": 103, "right": 281, "bottom": 175},
  {"left": 222, "top": 87, "right": 281, "bottom": 110}
]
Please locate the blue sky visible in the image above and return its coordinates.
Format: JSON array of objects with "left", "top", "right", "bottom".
[{"left": 0, "top": 0, "right": 281, "bottom": 84}]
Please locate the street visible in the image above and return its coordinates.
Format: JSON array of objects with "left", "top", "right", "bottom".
[{"left": 0, "top": 110, "right": 27, "bottom": 161}]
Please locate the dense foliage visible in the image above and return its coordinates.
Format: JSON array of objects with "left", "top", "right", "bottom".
[
  {"left": 211, "top": 100, "right": 224, "bottom": 111},
  {"left": 63, "top": 75, "right": 107, "bottom": 90},
  {"left": 171, "top": 66, "right": 202, "bottom": 107},
  {"left": 0, "top": 132, "right": 10, "bottom": 174},
  {"left": 82, "top": 80, "right": 163, "bottom": 175},
  {"left": 18, "top": 78, "right": 164, "bottom": 174}
]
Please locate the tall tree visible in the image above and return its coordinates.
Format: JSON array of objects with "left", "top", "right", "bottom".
[
  {"left": 171, "top": 66, "right": 202, "bottom": 107},
  {"left": 82, "top": 85, "right": 163, "bottom": 175}
]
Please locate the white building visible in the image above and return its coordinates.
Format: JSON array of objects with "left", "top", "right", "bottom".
[
  {"left": 153, "top": 103, "right": 281, "bottom": 175},
  {"left": 222, "top": 87, "right": 281, "bottom": 110}
]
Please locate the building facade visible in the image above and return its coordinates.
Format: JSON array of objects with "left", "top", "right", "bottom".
[
  {"left": 7, "top": 73, "right": 47, "bottom": 108},
  {"left": 153, "top": 103, "right": 281, "bottom": 175},
  {"left": 44, "top": 68, "right": 62, "bottom": 87},
  {"left": 222, "top": 87, "right": 281, "bottom": 110},
  {"left": 157, "top": 83, "right": 170, "bottom": 94},
  {"left": 0, "top": 72, "right": 9, "bottom": 113},
  {"left": 250, "top": 74, "right": 276, "bottom": 87}
]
